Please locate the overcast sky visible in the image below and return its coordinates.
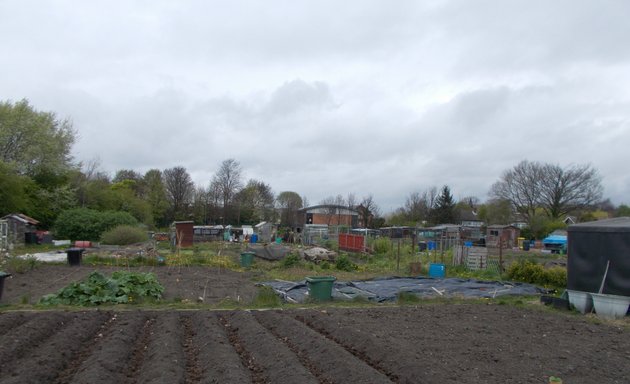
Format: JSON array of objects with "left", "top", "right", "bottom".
[{"left": 1, "top": 0, "right": 629, "bottom": 212}]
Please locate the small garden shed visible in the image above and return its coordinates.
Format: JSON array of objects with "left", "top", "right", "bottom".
[
  {"left": 1, "top": 213, "right": 39, "bottom": 246},
  {"left": 567, "top": 217, "right": 630, "bottom": 296}
]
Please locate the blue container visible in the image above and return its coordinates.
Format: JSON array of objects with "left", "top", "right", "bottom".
[
  {"left": 427, "top": 241, "right": 436, "bottom": 251},
  {"left": 429, "top": 263, "right": 445, "bottom": 278},
  {"left": 250, "top": 234, "right": 258, "bottom": 244}
]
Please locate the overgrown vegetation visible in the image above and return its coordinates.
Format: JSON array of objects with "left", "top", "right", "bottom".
[
  {"left": 506, "top": 260, "right": 567, "bottom": 288},
  {"left": 251, "top": 286, "right": 282, "bottom": 307},
  {"left": 100, "top": 225, "right": 148, "bottom": 245},
  {"left": 39, "top": 271, "right": 164, "bottom": 306},
  {"left": 335, "top": 254, "right": 358, "bottom": 271},
  {"left": 54, "top": 208, "right": 138, "bottom": 241},
  {"left": 3, "top": 255, "right": 40, "bottom": 274}
]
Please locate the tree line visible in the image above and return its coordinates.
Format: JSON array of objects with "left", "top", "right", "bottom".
[{"left": 1, "top": 99, "right": 628, "bottom": 236}]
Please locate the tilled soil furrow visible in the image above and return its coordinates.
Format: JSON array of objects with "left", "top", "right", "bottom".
[
  {"left": 0, "top": 311, "right": 110, "bottom": 384},
  {"left": 68, "top": 312, "right": 149, "bottom": 384},
  {"left": 180, "top": 314, "right": 202, "bottom": 384},
  {"left": 0, "top": 312, "right": 35, "bottom": 338},
  {"left": 54, "top": 311, "right": 121, "bottom": 384},
  {"left": 293, "top": 312, "right": 403, "bottom": 383},
  {"left": 221, "top": 311, "right": 320, "bottom": 383},
  {"left": 0, "top": 311, "right": 70, "bottom": 371},
  {"left": 125, "top": 316, "right": 156, "bottom": 383},
  {"left": 218, "top": 313, "right": 267, "bottom": 383},
  {"left": 190, "top": 312, "right": 251, "bottom": 383},
  {"left": 134, "top": 312, "right": 187, "bottom": 384},
  {"left": 255, "top": 310, "right": 393, "bottom": 384}
]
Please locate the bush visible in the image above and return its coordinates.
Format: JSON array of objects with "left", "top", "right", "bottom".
[
  {"left": 373, "top": 238, "right": 391, "bottom": 254},
  {"left": 281, "top": 253, "right": 301, "bottom": 268},
  {"left": 101, "top": 225, "right": 148, "bottom": 245},
  {"left": 506, "top": 260, "right": 567, "bottom": 288},
  {"left": 40, "top": 271, "right": 163, "bottom": 306},
  {"left": 54, "top": 208, "right": 138, "bottom": 241},
  {"left": 335, "top": 254, "right": 358, "bottom": 272}
]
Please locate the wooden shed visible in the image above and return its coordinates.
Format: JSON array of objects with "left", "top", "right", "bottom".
[
  {"left": 486, "top": 225, "right": 520, "bottom": 248},
  {"left": 1, "top": 213, "right": 39, "bottom": 246},
  {"left": 171, "top": 221, "right": 194, "bottom": 248}
]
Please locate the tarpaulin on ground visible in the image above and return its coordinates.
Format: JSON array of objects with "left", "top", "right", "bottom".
[{"left": 260, "top": 277, "right": 546, "bottom": 303}]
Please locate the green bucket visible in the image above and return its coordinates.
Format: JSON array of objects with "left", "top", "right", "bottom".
[
  {"left": 240, "top": 252, "right": 255, "bottom": 268},
  {"left": 306, "top": 276, "right": 336, "bottom": 301}
]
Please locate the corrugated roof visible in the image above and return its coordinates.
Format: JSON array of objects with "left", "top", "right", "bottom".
[{"left": 1, "top": 213, "right": 39, "bottom": 225}]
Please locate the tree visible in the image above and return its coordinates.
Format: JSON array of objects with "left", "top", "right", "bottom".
[
  {"left": 478, "top": 198, "right": 514, "bottom": 225},
  {"left": 0, "top": 99, "right": 75, "bottom": 177},
  {"left": 431, "top": 185, "right": 456, "bottom": 224},
  {"left": 491, "top": 160, "right": 603, "bottom": 223},
  {"left": 357, "top": 195, "right": 380, "bottom": 228},
  {"left": 163, "top": 166, "right": 194, "bottom": 221},
  {"left": 538, "top": 163, "right": 603, "bottom": 219},
  {"left": 277, "top": 191, "right": 303, "bottom": 227},
  {"left": 616, "top": 204, "right": 630, "bottom": 217},
  {"left": 0, "top": 161, "right": 31, "bottom": 215},
  {"left": 212, "top": 159, "right": 243, "bottom": 224},
  {"left": 143, "top": 169, "right": 169, "bottom": 227},
  {"left": 236, "top": 179, "right": 275, "bottom": 224}
]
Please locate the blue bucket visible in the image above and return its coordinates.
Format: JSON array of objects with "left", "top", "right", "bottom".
[{"left": 429, "top": 263, "right": 445, "bottom": 278}]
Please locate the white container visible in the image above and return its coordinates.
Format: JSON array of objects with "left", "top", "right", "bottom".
[
  {"left": 591, "top": 293, "right": 630, "bottom": 320},
  {"left": 567, "top": 290, "right": 593, "bottom": 314}
]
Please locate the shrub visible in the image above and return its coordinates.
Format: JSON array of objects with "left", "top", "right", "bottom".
[
  {"left": 101, "top": 225, "right": 148, "bottom": 245},
  {"left": 281, "top": 253, "right": 301, "bottom": 268},
  {"left": 373, "top": 238, "right": 391, "bottom": 254},
  {"left": 39, "top": 271, "right": 164, "bottom": 306},
  {"left": 335, "top": 254, "right": 358, "bottom": 272},
  {"left": 506, "top": 260, "right": 567, "bottom": 288},
  {"left": 54, "top": 208, "right": 137, "bottom": 241}
]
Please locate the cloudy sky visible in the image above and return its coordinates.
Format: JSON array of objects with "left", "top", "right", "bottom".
[{"left": 1, "top": 0, "right": 629, "bottom": 212}]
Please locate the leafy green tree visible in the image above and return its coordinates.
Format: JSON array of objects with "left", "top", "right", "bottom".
[
  {"left": 0, "top": 161, "right": 31, "bottom": 215},
  {"left": 276, "top": 191, "right": 303, "bottom": 227},
  {"left": 0, "top": 99, "right": 75, "bottom": 177},
  {"left": 478, "top": 198, "right": 513, "bottom": 225},
  {"left": 615, "top": 204, "right": 630, "bottom": 217},
  {"left": 236, "top": 179, "right": 275, "bottom": 224},
  {"left": 143, "top": 169, "right": 169, "bottom": 227}
]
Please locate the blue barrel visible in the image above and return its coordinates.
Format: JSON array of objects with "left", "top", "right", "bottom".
[
  {"left": 427, "top": 241, "right": 436, "bottom": 251},
  {"left": 250, "top": 234, "right": 258, "bottom": 244},
  {"left": 429, "top": 263, "right": 445, "bottom": 278}
]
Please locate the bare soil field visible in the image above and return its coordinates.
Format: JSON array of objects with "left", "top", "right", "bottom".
[
  {"left": 1, "top": 265, "right": 258, "bottom": 305},
  {"left": 0, "top": 305, "right": 628, "bottom": 383}
]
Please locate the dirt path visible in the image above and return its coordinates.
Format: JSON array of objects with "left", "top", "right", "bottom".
[{"left": 0, "top": 306, "right": 628, "bottom": 383}]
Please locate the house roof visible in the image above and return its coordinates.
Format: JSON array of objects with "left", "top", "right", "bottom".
[{"left": 2, "top": 213, "right": 39, "bottom": 226}]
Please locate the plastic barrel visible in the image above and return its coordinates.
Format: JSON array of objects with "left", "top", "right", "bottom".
[
  {"left": 0, "top": 273, "right": 11, "bottom": 301},
  {"left": 523, "top": 241, "right": 530, "bottom": 251},
  {"left": 240, "top": 252, "right": 255, "bottom": 268},
  {"left": 429, "top": 263, "right": 445, "bottom": 278},
  {"left": 66, "top": 248, "right": 85, "bottom": 266},
  {"left": 250, "top": 234, "right": 258, "bottom": 244},
  {"left": 306, "top": 276, "right": 336, "bottom": 301}
]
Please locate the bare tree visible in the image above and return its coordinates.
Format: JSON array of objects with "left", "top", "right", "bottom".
[
  {"left": 539, "top": 163, "right": 603, "bottom": 219},
  {"left": 163, "top": 166, "right": 194, "bottom": 221},
  {"left": 211, "top": 159, "right": 243, "bottom": 224},
  {"left": 491, "top": 160, "right": 603, "bottom": 223},
  {"left": 357, "top": 194, "right": 380, "bottom": 228}
]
